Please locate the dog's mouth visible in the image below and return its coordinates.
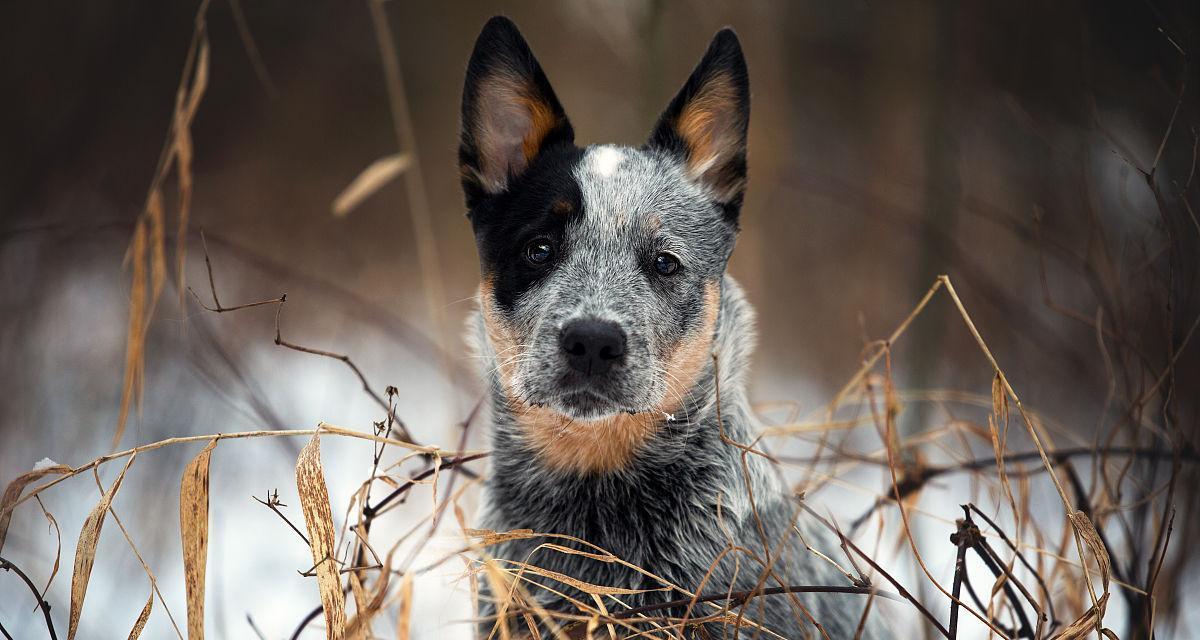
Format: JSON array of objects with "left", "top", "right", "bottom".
[{"left": 535, "top": 388, "right": 650, "bottom": 421}]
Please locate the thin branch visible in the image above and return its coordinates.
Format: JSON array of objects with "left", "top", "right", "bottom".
[
  {"left": 288, "top": 605, "right": 324, "bottom": 640},
  {"left": 972, "top": 535, "right": 1035, "bottom": 638},
  {"left": 245, "top": 614, "right": 268, "bottom": 640},
  {"left": 273, "top": 299, "right": 416, "bottom": 443},
  {"left": 0, "top": 555, "right": 57, "bottom": 640},
  {"left": 227, "top": 0, "right": 278, "bottom": 98},
  {"left": 840, "top": 445, "right": 1199, "bottom": 532},
  {"left": 187, "top": 228, "right": 417, "bottom": 443},
  {"left": 363, "top": 452, "right": 489, "bottom": 518},
  {"left": 253, "top": 489, "right": 310, "bottom": 547},
  {"left": 798, "top": 502, "right": 952, "bottom": 638},
  {"left": 610, "top": 584, "right": 903, "bottom": 621},
  {"left": 13, "top": 424, "right": 460, "bottom": 511},
  {"left": 948, "top": 515, "right": 972, "bottom": 639},
  {"left": 187, "top": 230, "right": 287, "bottom": 313},
  {"left": 967, "top": 504, "right": 1058, "bottom": 632}
]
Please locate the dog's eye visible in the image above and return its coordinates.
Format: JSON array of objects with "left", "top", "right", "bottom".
[
  {"left": 653, "top": 252, "right": 680, "bottom": 276},
  {"left": 525, "top": 239, "right": 554, "bottom": 265}
]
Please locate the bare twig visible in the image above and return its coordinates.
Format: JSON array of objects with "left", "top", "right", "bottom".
[
  {"left": 227, "top": 0, "right": 278, "bottom": 98},
  {"left": 13, "top": 424, "right": 458, "bottom": 511},
  {"left": 187, "top": 227, "right": 417, "bottom": 443},
  {"left": 273, "top": 300, "right": 416, "bottom": 443},
  {"left": 363, "top": 452, "right": 489, "bottom": 519},
  {"left": 611, "top": 584, "right": 903, "bottom": 620},
  {"left": 187, "top": 230, "right": 287, "bottom": 313},
  {"left": 0, "top": 554, "right": 57, "bottom": 639},
  {"left": 253, "top": 489, "right": 310, "bottom": 547},
  {"left": 798, "top": 502, "right": 952, "bottom": 638},
  {"left": 948, "top": 515, "right": 973, "bottom": 639}
]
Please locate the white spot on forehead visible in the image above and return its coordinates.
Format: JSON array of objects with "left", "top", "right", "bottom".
[{"left": 587, "top": 146, "right": 626, "bottom": 177}]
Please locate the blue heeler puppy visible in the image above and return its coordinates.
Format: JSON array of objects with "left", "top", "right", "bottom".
[{"left": 460, "top": 16, "right": 886, "bottom": 639}]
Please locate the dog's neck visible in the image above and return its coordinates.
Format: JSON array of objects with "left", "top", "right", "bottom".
[{"left": 473, "top": 275, "right": 758, "bottom": 479}]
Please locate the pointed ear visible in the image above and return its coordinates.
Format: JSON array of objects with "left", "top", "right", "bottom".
[
  {"left": 459, "top": 16, "right": 574, "bottom": 206},
  {"left": 646, "top": 29, "right": 749, "bottom": 221}
]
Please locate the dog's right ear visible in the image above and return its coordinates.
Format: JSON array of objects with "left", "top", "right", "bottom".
[{"left": 459, "top": 16, "right": 574, "bottom": 208}]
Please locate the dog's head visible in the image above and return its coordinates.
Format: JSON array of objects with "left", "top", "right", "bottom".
[{"left": 461, "top": 17, "right": 748, "bottom": 426}]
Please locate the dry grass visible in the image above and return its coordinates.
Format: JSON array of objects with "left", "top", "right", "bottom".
[
  {"left": 1, "top": 249, "right": 1190, "bottom": 636},
  {"left": 1, "top": 2, "right": 1196, "bottom": 639}
]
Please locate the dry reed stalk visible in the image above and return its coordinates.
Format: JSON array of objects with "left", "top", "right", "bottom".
[
  {"left": 180, "top": 440, "right": 217, "bottom": 639},
  {"left": 296, "top": 435, "right": 348, "bottom": 639},
  {"left": 3, "top": 6, "right": 1193, "bottom": 638},
  {"left": 67, "top": 454, "right": 136, "bottom": 639},
  {"left": 0, "top": 463, "right": 71, "bottom": 554},
  {"left": 126, "top": 592, "right": 153, "bottom": 640},
  {"left": 112, "top": 0, "right": 210, "bottom": 450},
  {"left": 332, "top": 153, "right": 413, "bottom": 218}
]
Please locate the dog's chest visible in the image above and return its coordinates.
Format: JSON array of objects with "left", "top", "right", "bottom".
[{"left": 484, "top": 456, "right": 737, "bottom": 590}]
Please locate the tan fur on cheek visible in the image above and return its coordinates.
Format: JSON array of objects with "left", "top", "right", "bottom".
[
  {"left": 479, "top": 279, "right": 523, "bottom": 391},
  {"left": 658, "top": 281, "right": 721, "bottom": 415},
  {"left": 513, "top": 281, "right": 721, "bottom": 476}
]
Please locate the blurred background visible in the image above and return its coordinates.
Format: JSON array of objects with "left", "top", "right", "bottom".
[{"left": 2, "top": 1, "right": 1197, "bottom": 638}]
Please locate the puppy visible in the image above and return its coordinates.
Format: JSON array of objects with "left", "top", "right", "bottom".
[{"left": 459, "top": 16, "right": 884, "bottom": 639}]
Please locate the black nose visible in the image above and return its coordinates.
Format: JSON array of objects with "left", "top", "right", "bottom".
[{"left": 560, "top": 319, "right": 626, "bottom": 375}]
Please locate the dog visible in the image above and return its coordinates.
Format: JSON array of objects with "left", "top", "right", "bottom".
[{"left": 460, "top": 16, "right": 885, "bottom": 639}]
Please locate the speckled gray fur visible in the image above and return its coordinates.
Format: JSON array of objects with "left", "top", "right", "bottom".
[{"left": 461, "top": 16, "right": 886, "bottom": 639}]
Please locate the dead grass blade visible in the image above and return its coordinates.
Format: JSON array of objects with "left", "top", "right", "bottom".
[
  {"left": 173, "top": 36, "right": 209, "bottom": 309},
  {"left": 0, "top": 462, "right": 71, "bottom": 553},
  {"left": 396, "top": 570, "right": 414, "bottom": 640},
  {"left": 332, "top": 153, "right": 412, "bottom": 217},
  {"left": 495, "top": 559, "right": 652, "bottom": 597},
  {"left": 466, "top": 528, "right": 537, "bottom": 546},
  {"left": 127, "top": 591, "right": 154, "bottom": 640},
  {"left": 1065, "top": 510, "right": 1113, "bottom": 635},
  {"left": 107, "top": 503, "right": 185, "bottom": 639},
  {"left": 68, "top": 453, "right": 137, "bottom": 639},
  {"left": 345, "top": 561, "right": 390, "bottom": 638},
  {"left": 114, "top": 218, "right": 148, "bottom": 449},
  {"left": 181, "top": 439, "right": 217, "bottom": 639},
  {"left": 147, "top": 189, "right": 167, "bottom": 311},
  {"left": 34, "top": 496, "right": 62, "bottom": 602},
  {"left": 347, "top": 572, "right": 368, "bottom": 640},
  {"left": 296, "top": 434, "right": 347, "bottom": 639},
  {"left": 112, "top": 2, "right": 210, "bottom": 449},
  {"left": 1052, "top": 593, "right": 1116, "bottom": 640}
]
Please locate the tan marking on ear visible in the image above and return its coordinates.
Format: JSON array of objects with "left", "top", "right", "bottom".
[
  {"left": 473, "top": 73, "right": 565, "bottom": 191},
  {"left": 511, "top": 281, "right": 722, "bottom": 475},
  {"left": 676, "top": 73, "right": 743, "bottom": 200},
  {"left": 518, "top": 92, "right": 558, "bottom": 164}
]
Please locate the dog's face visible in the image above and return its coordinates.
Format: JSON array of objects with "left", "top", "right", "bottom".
[{"left": 460, "top": 17, "right": 748, "bottom": 424}]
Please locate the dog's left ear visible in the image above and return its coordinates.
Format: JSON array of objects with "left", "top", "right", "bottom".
[
  {"left": 460, "top": 16, "right": 574, "bottom": 208},
  {"left": 646, "top": 28, "right": 749, "bottom": 223}
]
